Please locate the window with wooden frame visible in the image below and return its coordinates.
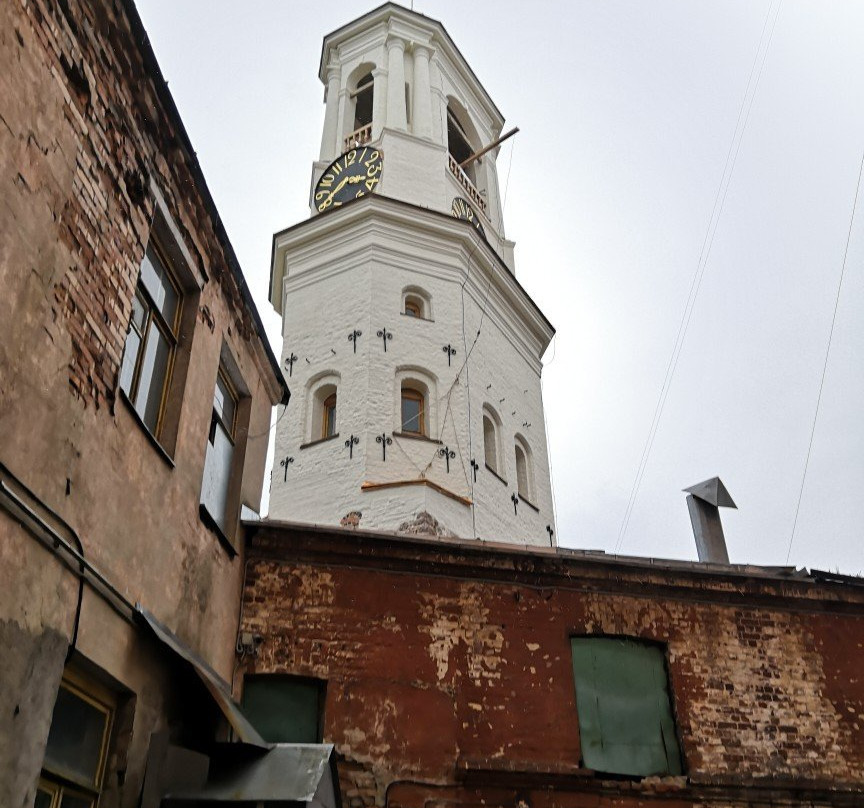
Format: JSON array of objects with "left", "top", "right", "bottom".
[
  {"left": 571, "top": 637, "right": 682, "bottom": 777},
  {"left": 37, "top": 672, "right": 115, "bottom": 808},
  {"left": 322, "top": 392, "right": 337, "bottom": 438},
  {"left": 200, "top": 364, "right": 241, "bottom": 537},
  {"left": 119, "top": 243, "right": 182, "bottom": 438},
  {"left": 404, "top": 298, "right": 421, "bottom": 318},
  {"left": 401, "top": 386, "right": 425, "bottom": 435}
]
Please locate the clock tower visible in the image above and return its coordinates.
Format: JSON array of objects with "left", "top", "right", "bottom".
[{"left": 268, "top": 3, "right": 557, "bottom": 546}]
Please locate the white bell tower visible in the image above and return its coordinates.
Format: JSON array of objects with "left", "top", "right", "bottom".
[{"left": 268, "top": 3, "right": 557, "bottom": 546}]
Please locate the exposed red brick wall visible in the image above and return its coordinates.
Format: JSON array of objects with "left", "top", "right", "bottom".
[
  {"left": 242, "top": 529, "right": 864, "bottom": 807},
  {"left": 1, "top": 0, "right": 260, "bottom": 414}
]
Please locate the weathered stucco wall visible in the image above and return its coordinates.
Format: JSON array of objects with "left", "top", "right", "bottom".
[
  {"left": 0, "top": 0, "right": 281, "bottom": 805},
  {"left": 242, "top": 527, "right": 864, "bottom": 808}
]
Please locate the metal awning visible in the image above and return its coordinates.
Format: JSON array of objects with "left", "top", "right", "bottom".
[
  {"left": 136, "top": 606, "right": 269, "bottom": 749},
  {"left": 165, "top": 743, "right": 341, "bottom": 807}
]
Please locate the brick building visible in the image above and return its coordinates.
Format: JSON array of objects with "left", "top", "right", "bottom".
[
  {"left": 0, "top": 0, "right": 339, "bottom": 806},
  {"left": 5, "top": 1, "right": 864, "bottom": 807},
  {"left": 241, "top": 523, "right": 864, "bottom": 808},
  {"left": 239, "top": 4, "right": 864, "bottom": 808}
]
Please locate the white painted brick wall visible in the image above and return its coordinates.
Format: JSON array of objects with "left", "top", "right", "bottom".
[{"left": 269, "top": 209, "right": 556, "bottom": 546}]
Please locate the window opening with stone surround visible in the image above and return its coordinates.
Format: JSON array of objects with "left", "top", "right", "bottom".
[
  {"left": 571, "top": 637, "right": 683, "bottom": 778},
  {"left": 119, "top": 242, "right": 181, "bottom": 439}
]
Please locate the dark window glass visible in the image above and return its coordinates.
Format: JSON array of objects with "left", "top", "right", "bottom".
[
  {"left": 242, "top": 677, "right": 324, "bottom": 743},
  {"left": 447, "top": 110, "right": 473, "bottom": 166},
  {"left": 353, "top": 73, "right": 373, "bottom": 130},
  {"left": 42, "top": 684, "right": 110, "bottom": 788}
]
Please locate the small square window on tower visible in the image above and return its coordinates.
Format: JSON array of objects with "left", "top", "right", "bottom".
[{"left": 570, "top": 637, "right": 682, "bottom": 777}]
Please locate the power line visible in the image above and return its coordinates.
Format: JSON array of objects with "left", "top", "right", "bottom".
[
  {"left": 614, "top": 0, "right": 782, "bottom": 554},
  {"left": 786, "top": 143, "right": 864, "bottom": 564}
]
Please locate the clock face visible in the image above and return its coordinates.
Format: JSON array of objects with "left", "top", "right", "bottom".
[
  {"left": 314, "top": 147, "right": 383, "bottom": 213},
  {"left": 451, "top": 197, "right": 485, "bottom": 239}
]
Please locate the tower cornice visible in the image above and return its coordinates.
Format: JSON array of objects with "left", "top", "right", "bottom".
[
  {"left": 318, "top": 2, "right": 504, "bottom": 130},
  {"left": 269, "top": 195, "right": 554, "bottom": 355}
]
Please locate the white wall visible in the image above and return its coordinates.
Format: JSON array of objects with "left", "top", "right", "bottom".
[{"left": 269, "top": 204, "right": 555, "bottom": 546}]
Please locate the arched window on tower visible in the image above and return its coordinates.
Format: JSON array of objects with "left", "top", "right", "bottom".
[
  {"left": 447, "top": 101, "right": 478, "bottom": 185},
  {"left": 307, "top": 373, "right": 340, "bottom": 443},
  {"left": 402, "top": 286, "right": 431, "bottom": 319},
  {"left": 482, "top": 405, "right": 503, "bottom": 478},
  {"left": 349, "top": 71, "right": 374, "bottom": 147},
  {"left": 396, "top": 369, "right": 436, "bottom": 439},
  {"left": 483, "top": 416, "right": 497, "bottom": 470},
  {"left": 514, "top": 435, "right": 534, "bottom": 504}
]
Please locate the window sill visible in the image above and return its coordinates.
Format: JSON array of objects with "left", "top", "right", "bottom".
[
  {"left": 400, "top": 312, "right": 434, "bottom": 323},
  {"left": 300, "top": 433, "right": 340, "bottom": 450},
  {"left": 199, "top": 503, "right": 238, "bottom": 558},
  {"left": 393, "top": 431, "right": 441, "bottom": 444},
  {"left": 485, "top": 463, "right": 507, "bottom": 486},
  {"left": 519, "top": 494, "right": 540, "bottom": 513},
  {"left": 118, "top": 389, "right": 175, "bottom": 469}
]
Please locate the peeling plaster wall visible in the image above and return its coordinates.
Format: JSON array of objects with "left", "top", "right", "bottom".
[{"left": 242, "top": 528, "right": 864, "bottom": 808}]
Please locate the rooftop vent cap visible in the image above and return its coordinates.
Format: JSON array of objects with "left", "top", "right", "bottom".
[{"left": 683, "top": 476, "right": 736, "bottom": 564}]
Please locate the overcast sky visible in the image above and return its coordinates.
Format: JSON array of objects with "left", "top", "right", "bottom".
[{"left": 136, "top": 1, "right": 864, "bottom": 574}]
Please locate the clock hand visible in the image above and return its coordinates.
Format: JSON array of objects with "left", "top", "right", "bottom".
[{"left": 323, "top": 175, "right": 352, "bottom": 204}]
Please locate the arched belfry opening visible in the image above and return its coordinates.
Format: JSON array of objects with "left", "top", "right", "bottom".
[
  {"left": 346, "top": 64, "right": 375, "bottom": 148},
  {"left": 447, "top": 99, "right": 480, "bottom": 185}
]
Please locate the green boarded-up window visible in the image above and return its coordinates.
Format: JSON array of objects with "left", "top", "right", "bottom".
[
  {"left": 570, "top": 637, "right": 682, "bottom": 777},
  {"left": 241, "top": 676, "right": 324, "bottom": 743}
]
